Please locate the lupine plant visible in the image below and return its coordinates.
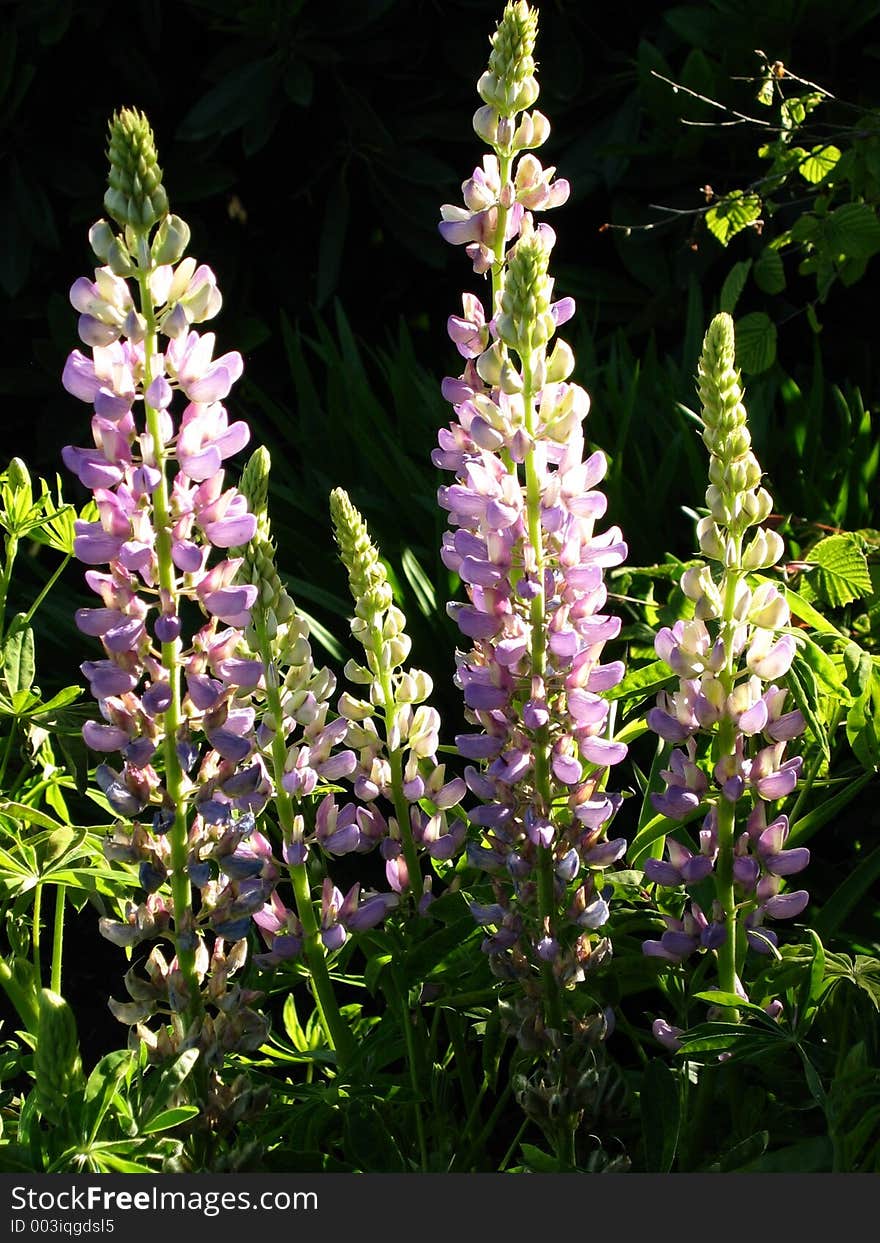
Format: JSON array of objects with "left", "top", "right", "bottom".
[
  {"left": 643, "top": 312, "right": 810, "bottom": 1031},
  {"left": 0, "top": 0, "right": 877, "bottom": 1177}
]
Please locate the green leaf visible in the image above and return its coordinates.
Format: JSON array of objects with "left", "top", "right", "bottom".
[
  {"left": 607, "top": 658, "right": 674, "bottom": 704},
  {"left": 400, "top": 547, "right": 436, "bottom": 618},
  {"left": 141, "top": 1106, "right": 200, "bottom": 1135},
  {"left": 705, "top": 191, "right": 762, "bottom": 246},
  {"left": 0, "top": 802, "right": 63, "bottom": 831},
  {"left": 800, "top": 145, "right": 841, "bottom": 184},
  {"left": 807, "top": 533, "right": 873, "bottom": 607},
  {"left": 753, "top": 247, "right": 786, "bottom": 294},
  {"left": 640, "top": 1058, "right": 680, "bottom": 1172},
  {"left": 782, "top": 584, "right": 842, "bottom": 634},
  {"left": 715, "top": 1131, "right": 769, "bottom": 1171},
  {"left": 3, "top": 624, "right": 35, "bottom": 696},
  {"left": 719, "top": 259, "right": 752, "bottom": 313},
  {"left": 797, "top": 635, "right": 847, "bottom": 697},
  {"left": 786, "top": 658, "right": 830, "bottom": 759},
  {"left": 735, "top": 311, "right": 776, "bottom": 375},
  {"left": 825, "top": 202, "right": 880, "bottom": 261},
  {"left": 520, "top": 1143, "right": 562, "bottom": 1173}
]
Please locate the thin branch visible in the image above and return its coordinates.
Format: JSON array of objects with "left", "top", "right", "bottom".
[{"left": 649, "top": 69, "right": 773, "bottom": 127}]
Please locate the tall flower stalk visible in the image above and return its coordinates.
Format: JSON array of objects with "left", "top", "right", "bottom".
[
  {"left": 438, "top": 2, "right": 628, "bottom": 1047},
  {"left": 64, "top": 111, "right": 272, "bottom": 1068},
  {"left": 644, "top": 312, "right": 808, "bottom": 1026}
]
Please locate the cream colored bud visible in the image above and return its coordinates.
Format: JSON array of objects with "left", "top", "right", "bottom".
[
  {"left": 388, "top": 635, "right": 412, "bottom": 667},
  {"left": 338, "top": 692, "right": 374, "bottom": 721},
  {"left": 742, "top": 486, "right": 773, "bottom": 526},
  {"left": 344, "top": 659, "right": 373, "bottom": 686},
  {"left": 383, "top": 605, "right": 407, "bottom": 640},
  {"left": 697, "top": 516, "right": 725, "bottom": 561},
  {"left": 545, "top": 338, "right": 574, "bottom": 382},
  {"left": 732, "top": 579, "right": 753, "bottom": 621},
  {"left": 473, "top": 104, "right": 500, "bottom": 145},
  {"left": 748, "top": 581, "right": 789, "bottom": 630},
  {"left": 89, "top": 220, "right": 116, "bottom": 262},
  {"left": 477, "top": 341, "right": 504, "bottom": 385},
  {"left": 152, "top": 214, "right": 191, "bottom": 266}
]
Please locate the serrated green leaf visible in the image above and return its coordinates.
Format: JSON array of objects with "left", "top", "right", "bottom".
[
  {"left": 753, "top": 247, "right": 786, "bottom": 294},
  {"left": 706, "top": 191, "right": 762, "bottom": 246},
  {"left": 800, "top": 144, "right": 841, "bottom": 184},
  {"left": 825, "top": 202, "right": 880, "bottom": 261},
  {"left": 735, "top": 311, "right": 776, "bottom": 374},
  {"left": 719, "top": 259, "right": 752, "bottom": 313},
  {"left": 807, "top": 533, "right": 873, "bottom": 607}
]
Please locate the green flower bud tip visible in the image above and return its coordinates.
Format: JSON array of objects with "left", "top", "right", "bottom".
[
  {"left": 490, "top": 2, "right": 538, "bottom": 85},
  {"left": 478, "top": 1, "right": 540, "bottom": 116},
  {"left": 329, "top": 488, "right": 393, "bottom": 619},
  {"left": 498, "top": 231, "right": 554, "bottom": 350},
  {"left": 104, "top": 107, "right": 169, "bottom": 232},
  {"left": 238, "top": 446, "right": 272, "bottom": 531}
]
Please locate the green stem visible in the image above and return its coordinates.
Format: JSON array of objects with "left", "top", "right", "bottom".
[
  {"left": 50, "top": 884, "right": 65, "bottom": 994},
  {"left": 256, "top": 618, "right": 354, "bottom": 1068},
  {"left": 20, "top": 555, "right": 71, "bottom": 630},
  {"left": 134, "top": 254, "right": 201, "bottom": 1026},
  {"left": 714, "top": 538, "right": 744, "bottom": 1020},
  {"left": 521, "top": 350, "right": 563, "bottom": 1034},
  {"left": 32, "top": 881, "right": 42, "bottom": 988},
  {"left": 391, "top": 964, "right": 428, "bottom": 1171},
  {"left": 498, "top": 1118, "right": 528, "bottom": 1172},
  {"left": 0, "top": 536, "right": 19, "bottom": 642},
  {"left": 0, "top": 723, "right": 16, "bottom": 790}
]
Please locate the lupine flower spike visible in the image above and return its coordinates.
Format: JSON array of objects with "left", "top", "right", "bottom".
[
  {"left": 330, "top": 488, "right": 466, "bottom": 910},
  {"left": 643, "top": 312, "right": 807, "bottom": 1020},
  {"left": 64, "top": 110, "right": 271, "bottom": 1074},
  {"left": 437, "top": 2, "right": 628, "bottom": 1048}
]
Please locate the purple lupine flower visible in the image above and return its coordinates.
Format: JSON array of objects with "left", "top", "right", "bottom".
[
  {"left": 435, "top": 2, "right": 627, "bottom": 1041},
  {"left": 640, "top": 313, "right": 809, "bottom": 998}
]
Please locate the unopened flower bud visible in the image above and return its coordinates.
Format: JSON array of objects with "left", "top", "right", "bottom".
[
  {"left": 152, "top": 214, "right": 191, "bottom": 266},
  {"left": 104, "top": 108, "right": 169, "bottom": 232}
]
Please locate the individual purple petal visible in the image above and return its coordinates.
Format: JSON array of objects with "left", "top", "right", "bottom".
[
  {"left": 203, "top": 513, "right": 257, "bottom": 548},
  {"left": 764, "top": 847, "right": 810, "bottom": 876},
  {"left": 652, "top": 1018, "right": 683, "bottom": 1051},
  {"left": 644, "top": 858, "right": 682, "bottom": 887},
  {"left": 125, "top": 738, "right": 156, "bottom": 768},
  {"left": 142, "top": 682, "right": 172, "bottom": 715},
  {"left": 202, "top": 585, "right": 258, "bottom": 626},
  {"left": 764, "top": 889, "right": 809, "bottom": 919},
  {"left": 146, "top": 375, "right": 172, "bottom": 409},
  {"left": 583, "top": 837, "right": 627, "bottom": 868},
  {"left": 83, "top": 721, "right": 129, "bottom": 752}
]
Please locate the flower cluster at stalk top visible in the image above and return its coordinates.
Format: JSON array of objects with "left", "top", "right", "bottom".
[
  {"left": 643, "top": 312, "right": 808, "bottom": 966},
  {"left": 436, "top": 1, "right": 628, "bottom": 1033}
]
